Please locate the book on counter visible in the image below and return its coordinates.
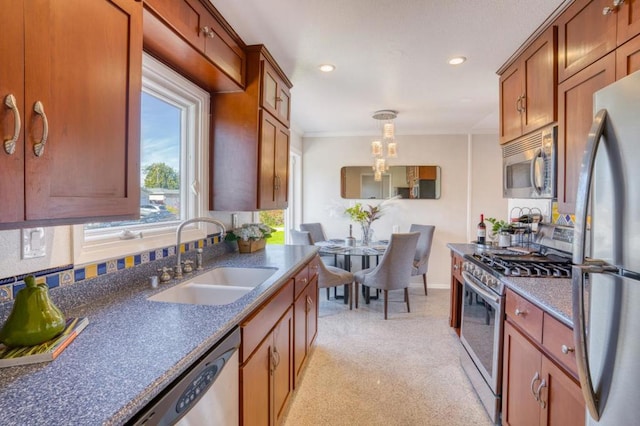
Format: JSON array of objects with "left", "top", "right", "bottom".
[{"left": 0, "top": 317, "right": 89, "bottom": 368}]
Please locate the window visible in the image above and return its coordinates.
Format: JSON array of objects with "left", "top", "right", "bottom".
[{"left": 73, "top": 53, "right": 210, "bottom": 265}]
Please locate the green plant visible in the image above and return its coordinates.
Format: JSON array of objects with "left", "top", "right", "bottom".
[
  {"left": 344, "top": 203, "right": 382, "bottom": 226},
  {"left": 485, "top": 217, "right": 512, "bottom": 234},
  {"left": 225, "top": 223, "right": 275, "bottom": 241}
]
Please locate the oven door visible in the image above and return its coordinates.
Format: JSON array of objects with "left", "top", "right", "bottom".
[{"left": 460, "top": 271, "right": 504, "bottom": 394}]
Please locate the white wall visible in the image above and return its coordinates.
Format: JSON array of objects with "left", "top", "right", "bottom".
[{"left": 301, "top": 133, "right": 507, "bottom": 287}]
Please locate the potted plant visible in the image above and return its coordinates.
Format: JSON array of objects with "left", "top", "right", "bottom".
[
  {"left": 225, "top": 223, "right": 275, "bottom": 253},
  {"left": 485, "top": 217, "right": 513, "bottom": 247}
]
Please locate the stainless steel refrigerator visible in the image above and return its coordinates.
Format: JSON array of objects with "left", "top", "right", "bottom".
[{"left": 572, "top": 70, "right": 640, "bottom": 425}]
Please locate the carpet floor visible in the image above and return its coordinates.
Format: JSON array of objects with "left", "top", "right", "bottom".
[{"left": 282, "top": 286, "right": 493, "bottom": 426}]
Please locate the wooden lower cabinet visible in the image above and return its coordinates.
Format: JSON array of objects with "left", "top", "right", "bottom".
[
  {"left": 241, "top": 307, "right": 293, "bottom": 426},
  {"left": 293, "top": 274, "right": 318, "bottom": 385},
  {"left": 449, "top": 251, "right": 464, "bottom": 335},
  {"left": 502, "top": 321, "right": 584, "bottom": 426}
]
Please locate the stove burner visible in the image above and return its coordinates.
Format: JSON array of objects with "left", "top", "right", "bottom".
[{"left": 470, "top": 251, "right": 572, "bottom": 278}]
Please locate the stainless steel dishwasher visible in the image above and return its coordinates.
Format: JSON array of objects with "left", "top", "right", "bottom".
[{"left": 130, "top": 327, "right": 240, "bottom": 426}]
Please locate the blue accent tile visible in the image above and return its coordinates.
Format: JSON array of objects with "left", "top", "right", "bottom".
[
  {"left": 117, "top": 258, "right": 125, "bottom": 270},
  {"left": 74, "top": 269, "right": 86, "bottom": 282},
  {"left": 0, "top": 277, "right": 16, "bottom": 286},
  {"left": 163, "top": 248, "right": 169, "bottom": 258},
  {"left": 13, "top": 283, "right": 25, "bottom": 294},
  {"left": 134, "top": 254, "right": 141, "bottom": 265},
  {"left": 149, "top": 251, "right": 156, "bottom": 261},
  {"left": 46, "top": 274, "right": 60, "bottom": 289},
  {"left": 97, "top": 263, "right": 107, "bottom": 275}
]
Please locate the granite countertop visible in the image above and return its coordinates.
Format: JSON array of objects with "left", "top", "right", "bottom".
[
  {"left": 0, "top": 245, "right": 317, "bottom": 426},
  {"left": 447, "top": 242, "right": 574, "bottom": 327}
]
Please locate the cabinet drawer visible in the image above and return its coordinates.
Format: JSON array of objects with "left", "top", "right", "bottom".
[
  {"left": 543, "top": 313, "right": 578, "bottom": 378},
  {"left": 505, "top": 289, "right": 543, "bottom": 343},
  {"left": 240, "top": 279, "right": 294, "bottom": 363},
  {"left": 294, "top": 266, "right": 310, "bottom": 299}
]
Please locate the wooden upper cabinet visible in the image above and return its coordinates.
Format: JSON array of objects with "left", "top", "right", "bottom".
[
  {"left": 499, "top": 26, "right": 557, "bottom": 144},
  {"left": 616, "top": 0, "right": 640, "bottom": 45},
  {"left": 1, "top": 0, "right": 141, "bottom": 228},
  {"left": 261, "top": 59, "right": 291, "bottom": 127},
  {"left": 557, "top": 0, "right": 617, "bottom": 83},
  {"left": 557, "top": 53, "right": 615, "bottom": 213},
  {"left": 211, "top": 45, "right": 292, "bottom": 211},
  {"left": 0, "top": 0, "right": 26, "bottom": 223},
  {"left": 616, "top": 33, "right": 640, "bottom": 78},
  {"left": 143, "top": 0, "right": 245, "bottom": 91}
]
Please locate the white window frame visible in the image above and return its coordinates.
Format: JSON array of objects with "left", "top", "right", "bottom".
[{"left": 72, "top": 53, "right": 210, "bottom": 265}]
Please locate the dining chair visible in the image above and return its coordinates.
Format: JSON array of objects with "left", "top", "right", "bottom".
[
  {"left": 409, "top": 224, "right": 436, "bottom": 295},
  {"left": 299, "top": 223, "right": 327, "bottom": 244},
  {"left": 316, "top": 258, "right": 354, "bottom": 310},
  {"left": 353, "top": 232, "right": 420, "bottom": 319},
  {"left": 290, "top": 229, "right": 313, "bottom": 245}
]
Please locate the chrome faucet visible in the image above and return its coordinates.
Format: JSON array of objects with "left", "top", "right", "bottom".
[{"left": 175, "top": 217, "right": 226, "bottom": 279}]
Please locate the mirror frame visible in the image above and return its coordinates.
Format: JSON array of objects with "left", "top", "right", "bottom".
[{"left": 340, "top": 165, "right": 441, "bottom": 200}]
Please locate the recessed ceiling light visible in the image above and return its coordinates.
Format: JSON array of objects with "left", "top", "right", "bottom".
[
  {"left": 319, "top": 64, "right": 336, "bottom": 72},
  {"left": 448, "top": 56, "right": 467, "bottom": 65}
]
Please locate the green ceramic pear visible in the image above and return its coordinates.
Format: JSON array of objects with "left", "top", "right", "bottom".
[{"left": 0, "top": 275, "right": 66, "bottom": 347}]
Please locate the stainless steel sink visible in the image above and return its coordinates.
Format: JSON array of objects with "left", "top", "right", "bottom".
[{"left": 148, "top": 267, "right": 276, "bottom": 306}]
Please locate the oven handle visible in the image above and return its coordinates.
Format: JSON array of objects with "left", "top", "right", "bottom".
[{"left": 462, "top": 271, "right": 501, "bottom": 308}]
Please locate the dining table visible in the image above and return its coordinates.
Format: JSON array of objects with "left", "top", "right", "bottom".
[{"left": 316, "top": 239, "right": 389, "bottom": 304}]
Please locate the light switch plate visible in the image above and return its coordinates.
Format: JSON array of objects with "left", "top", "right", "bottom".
[{"left": 22, "top": 227, "right": 46, "bottom": 259}]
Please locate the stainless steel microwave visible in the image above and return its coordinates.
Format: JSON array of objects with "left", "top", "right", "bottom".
[{"left": 503, "top": 125, "right": 556, "bottom": 199}]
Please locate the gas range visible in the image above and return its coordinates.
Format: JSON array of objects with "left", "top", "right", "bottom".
[{"left": 462, "top": 224, "right": 574, "bottom": 296}]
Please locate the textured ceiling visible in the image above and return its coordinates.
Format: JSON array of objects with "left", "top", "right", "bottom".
[{"left": 210, "top": 0, "right": 565, "bottom": 137}]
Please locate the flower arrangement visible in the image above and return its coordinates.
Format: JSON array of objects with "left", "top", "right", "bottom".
[
  {"left": 344, "top": 203, "right": 382, "bottom": 227},
  {"left": 485, "top": 217, "right": 513, "bottom": 234},
  {"left": 225, "top": 223, "right": 275, "bottom": 242}
]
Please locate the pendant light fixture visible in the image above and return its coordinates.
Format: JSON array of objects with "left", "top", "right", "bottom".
[{"left": 371, "top": 110, "right": 398, "bottom": 180}]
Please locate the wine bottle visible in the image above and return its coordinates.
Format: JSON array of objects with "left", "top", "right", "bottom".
[{"left": 477, "top": 214, "right": 486, "bottom": 245}]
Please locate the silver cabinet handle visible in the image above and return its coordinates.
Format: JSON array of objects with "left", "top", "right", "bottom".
[
  {"left": 536, "top": 379, "right": 547, "bottom": 408},
  {"left": 519, "top": 93, "right": 526, "bottom": 112},
  {"left": 32, "top": 101, "right": 48, "bottom": 157},
  {"left": 530, "top": 371, "right": 541, "bottom": 401},
  {"left": 3, "top": 94, "right": 20, "bottom": 155},
  {"left": 515, "top": 308, "right": 525, "bottom": 316},
  {"left": 561, "top": 344, "right": 575, "bottom": 355}
]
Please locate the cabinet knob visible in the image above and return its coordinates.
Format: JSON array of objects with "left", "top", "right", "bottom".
[
  {"left": 200, "top": 26, "right": 215, "bottom": 38},
  {"left": 561, "top": 344, "right": 575, "bottom": 354},
  {"left": 453, "top": 264, "right": 459, "bottom": 270},
  {"left": 3, "top": 94, "right": 20, "bottom": 155},
  {"left": 603, "top": 0, "right": 624, "bottom": 15},
  {"left": 515, "top": 308, "right": 526, "bottom": 316}
]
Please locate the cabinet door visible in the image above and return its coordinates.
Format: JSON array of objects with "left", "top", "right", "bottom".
[
  {"left": 499, "top": 62, "right": 524, "bottom": 143},
  {"left": 144, "top": 0, "right": 206, "bottom": 51},
  {"left": 24, "top": 0, "right": 141, "bottom": 222},
  {"left": 557, "top": 0, "right": 617, "bottom": 83},
  {"left": 274, "top": 124, "right": 289, "bottom": 208},
  {"left": 502, "top": 321, "right": 542, "bottom": 426},
  {"left": 306, "top": 278, "right": 318, "bottom": 349},
  {"left": 241, "top": 336, "right": 270, "bottom": 426},
  {"left": 557, "top": 53, "right": 615, "bottom": 213},
  {"left": 0, "top": 0, "right": 25, "bottom": 223},
  {"left": 617, "top": 0, "right": 640, "bottom": 45},
  {"left": 522, "top": 26, "right": 557, "bottom": 135},
  {"left": 259, "top": 112, "right": 289, "bottom": 210},
  {"left": 293, "top": 290, "right": 307, "bottom": 382},
  {"left": 273, "top": 307, "right": 293, "bottom": 426},
  {"left": 616, "top": 33, "right": 640, "bottom": 79},
  {"left": 261, "top": 59, "right": 291, "bottom": 127},
  {"left": 540, "top": 356, "right": 585, "bottom": 426}
]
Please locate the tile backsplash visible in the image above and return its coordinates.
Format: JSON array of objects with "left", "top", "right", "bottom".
[{"left": 0, "top": 235, "right": 223, "bottom": 303}]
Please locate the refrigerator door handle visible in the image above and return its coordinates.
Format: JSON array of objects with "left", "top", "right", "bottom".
[{"left": 572, "top": 109, "right": 608, "bottom": 422}]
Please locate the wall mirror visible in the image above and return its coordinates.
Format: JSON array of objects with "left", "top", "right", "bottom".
[{"left": 341, "top": 165, "right": 441, "bottom": 199}]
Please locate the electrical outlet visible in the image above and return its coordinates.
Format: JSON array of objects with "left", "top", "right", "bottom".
[
  {"left": 22, "top": 227, "right": 46, "bottom": 259},
  {"left": 0, "top": 285, "right": 12, "bottom": 302}
]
